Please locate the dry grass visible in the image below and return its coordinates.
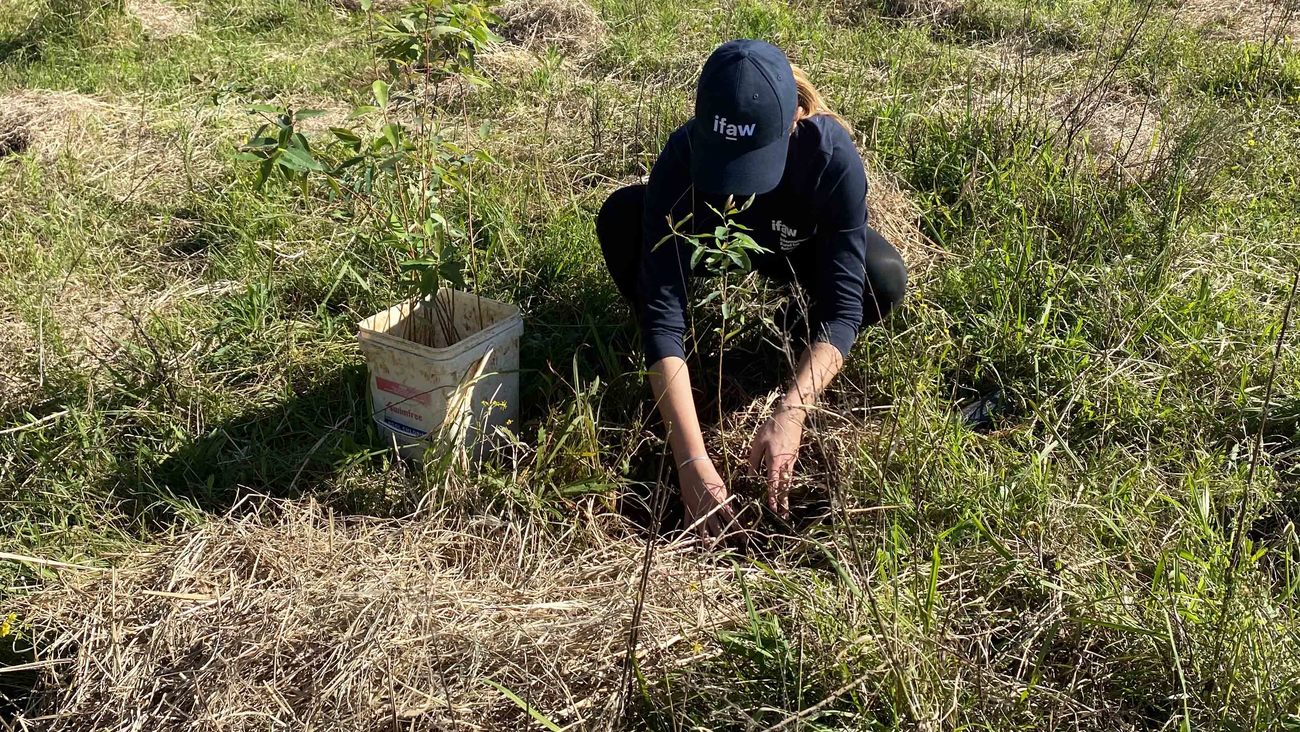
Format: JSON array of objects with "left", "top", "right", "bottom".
[
  {"left": 879, "top": 0, "right": 966, "bottom": 21},
  {"left": 331, "top": 0, "right": 410, "bottom": 11},
  {"left": 0, "top": 307, "right": 40, "bottom": 414},
  {"left": 706, "top": 392, "right": 882, "bottom": 523},
  {"left": 0, "top": 271, "right": 232, "bottom": 416},
  {"left": 1178, "top": 0, "right": 1300, "bottom": 44},
  {"left": 0, "top": 89, "right": 217, "bottom": 203},
  {"left": 11, "top": 501, "right": 744, "bottom": 731},
  {"left": 0, "top": 280, "right": 147, "bottom": 415},
  {"left": 866, "top": 164, "right": 945, "bottom": 277},
  {"left": 1057, "top": 91, "right": 1168, "bottom": 181},
  {"left": 124, "top": 0, "right": 196, "bottom": 40},
  {"left": 495, "top": 0, "right": 609, "bottom": 57}
]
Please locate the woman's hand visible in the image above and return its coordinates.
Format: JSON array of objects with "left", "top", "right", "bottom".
[
  {"left": 748, "top": 408, "right": 804, "bottom": 519},
  {"left": 679, "top": 457, "right": 738, "bottom": 541}
]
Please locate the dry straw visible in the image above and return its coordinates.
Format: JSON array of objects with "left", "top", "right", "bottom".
[
  {"left": 495, "top": 0, "right": 609, "bottom": 58},
  {"left": 11, "top": 501, "right": 745, "bottom": 731},
  {"left": 124, "top": 0, "right": 196, "bottom": 40},
  {"left": 0, "top": 89, "right": 221, "bottom": 203}
]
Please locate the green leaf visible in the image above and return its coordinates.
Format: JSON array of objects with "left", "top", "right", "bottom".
[
  {"left": 432, "top": 24, "right": 473, "bottom": 40},
  {"left": 294, "top": 109, "right": 326, "bottom": 121},
  {"left": 255, "top": 157, "right": 274, "bottom": 189},
  {"left": 382, "top": 123, "right": 402, "bottom": 149},
  {"left": 328, "top": 126, "right": 361, "bottom": 142},
  {"left": 440, "top": 259, "right": 466, "bottom": 289},
  {"left": 243, "top": 137, "right": 281, "bottom": 150},
  {"left": 372, "top": 79, "right": 391, "bottom": 108},
  {"left": 482, "top": 679, "right": 564, "bottom": 732},
  {"left": 924, "top": 544, "right": 940, "bottom": 630},
  {"left": 277, "top": 146, "right": 325, "bottom": 172}
]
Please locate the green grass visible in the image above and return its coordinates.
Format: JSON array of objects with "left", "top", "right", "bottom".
[{"left": 3, "top": 0, "right": 1300, "bottom": 728}]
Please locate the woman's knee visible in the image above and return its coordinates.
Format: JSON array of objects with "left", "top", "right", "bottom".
[
  {"left": 597, "top": 185, "right": 646, "bottom": 248},
  {"left": 862, "top": 229, "right": 908, "bottom": 325},
  {"left": 598, "top": 185, "right": 647, "bottom": 305}
]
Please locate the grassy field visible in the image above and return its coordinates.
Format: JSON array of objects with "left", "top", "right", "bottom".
[{"left": 2, "top": 0, "right": 1299, "bottom": 728}]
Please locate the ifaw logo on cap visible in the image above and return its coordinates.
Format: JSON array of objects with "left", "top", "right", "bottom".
[{"left": 713, "top": 115, "right": 756, "bottom": 141}]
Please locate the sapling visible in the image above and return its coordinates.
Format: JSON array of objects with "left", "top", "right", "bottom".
[
  {"left": 238, "top": 0, "right": 500, "bottom": 348},
  {"left": 657, "top": 194, "right": 770, "bottom": 483}
]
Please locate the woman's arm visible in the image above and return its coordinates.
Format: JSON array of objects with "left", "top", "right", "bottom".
[
  {"left": 749, "top": 341, "right": 843, "bottom": 517},
  {"left": 649, "top": 356, "right": 737, "bottom": 538}
]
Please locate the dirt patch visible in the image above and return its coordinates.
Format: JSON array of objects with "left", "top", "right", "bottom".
[
  {"left": 12, "top": 502, "right": 744, "bottom": 730},
  {"left": 1178, "top": 0, "right": 1299, "bottom": 44},
  {"left": 125, "top": 0, "right": 197, "bottom": 40},
  {"left": 0, "top": 115, "right": 32, "bottom": 157},
  {"left": 495, "top": 0, "right": 609, "bottom": 57}
]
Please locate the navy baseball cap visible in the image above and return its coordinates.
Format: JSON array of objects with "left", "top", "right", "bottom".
[{"left": 690, "top": 39, "right": 798, "bottom": 196}]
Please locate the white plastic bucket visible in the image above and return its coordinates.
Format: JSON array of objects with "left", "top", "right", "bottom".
[{"left": 357, "top": 289, "right": 523, "bottom": 460}]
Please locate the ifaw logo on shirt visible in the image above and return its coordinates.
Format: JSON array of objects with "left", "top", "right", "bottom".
[
  {"left": 713, "top": 115, "right": 756, "bottom": 141},
  {"left": 771, "top": 219, "right": 809, "bottom": 252}
]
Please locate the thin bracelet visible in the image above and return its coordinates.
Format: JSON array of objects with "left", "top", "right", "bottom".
[{"left": 678, "top": 455, "right": 710, "bottom": 470}]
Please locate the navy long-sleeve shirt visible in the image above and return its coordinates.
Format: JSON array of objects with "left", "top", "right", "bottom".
[{"left": 638, "top": 114, "right": 872, "bottom": 364}]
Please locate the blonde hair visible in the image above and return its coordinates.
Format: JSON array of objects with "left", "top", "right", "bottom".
[{"left": 791, "top": 64, "right": 852, "bottom": 134}]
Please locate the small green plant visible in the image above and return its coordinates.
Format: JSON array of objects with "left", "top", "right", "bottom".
[
  {"left": 236, "top": 106, "right": 328, "bottom": 193},
  {"left": 658, "top": 193, "right": 768, "bottom": 339},
  {"left": 657, "top": 194, "right": 769, "bottom": 477},
  {"left": 375, "top": 0, "right": 501, "bottom": 83},
  {"left": 239, "top": 0, "right": 501, "bottom": 346}
]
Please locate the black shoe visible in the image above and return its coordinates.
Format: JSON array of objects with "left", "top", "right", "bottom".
[{"left": 960, "top": 389, "right": 1003, "bottom": 432}]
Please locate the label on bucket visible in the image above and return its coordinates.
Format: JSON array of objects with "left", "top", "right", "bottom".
[
  {"left": 375, "top": 376, "right": 432, "bottom": 406},
  {"left": 379, "top": 414, "right": 427, "bottom": 438}
]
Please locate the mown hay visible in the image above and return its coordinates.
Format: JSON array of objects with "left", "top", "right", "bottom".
[
  {"left": 1179, "top": 0, "right": 1299, "bottom": 44},
  {"left": 0, "top": 89, "right": 213, "bottom": 203},
  {"left": 12, "top": 502, "right": 743, "bottom": 730},
  {"left": 0, "top": 308, "right": 39, "bottom": 414},
  {"left": 495, "top": 0, "right": 608, "bottom": 57},
  {"left": 125, "top": 0, "right": 196, "bottom": 40},
  {"left": 1057, "top": 92, "right": 1168, "bottom": 181},
  {"left": 866, "top": 165, "right": 943, "bottom": 278}
]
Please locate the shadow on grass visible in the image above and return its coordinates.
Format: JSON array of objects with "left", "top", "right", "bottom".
[
  {"left": 0, "top": 33, "right": 40, "bottom": 66},
  {"left": 0, "top": 638, "right": 37, "bottom": 730},
  {"left": 123, "top": 364, "right": 382, "bottom": 520}
]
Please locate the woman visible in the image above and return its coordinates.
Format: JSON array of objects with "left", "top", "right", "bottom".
[{"left": 598, "top": 39, "right": 908, "bottom": 538}]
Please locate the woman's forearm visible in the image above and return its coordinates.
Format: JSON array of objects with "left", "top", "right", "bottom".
[
  {"left": 648, "top": 356, "right": 708, "bottom": 462},
  {"left": 778, "top": 341, "right": 844, "bottom": 423}
]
